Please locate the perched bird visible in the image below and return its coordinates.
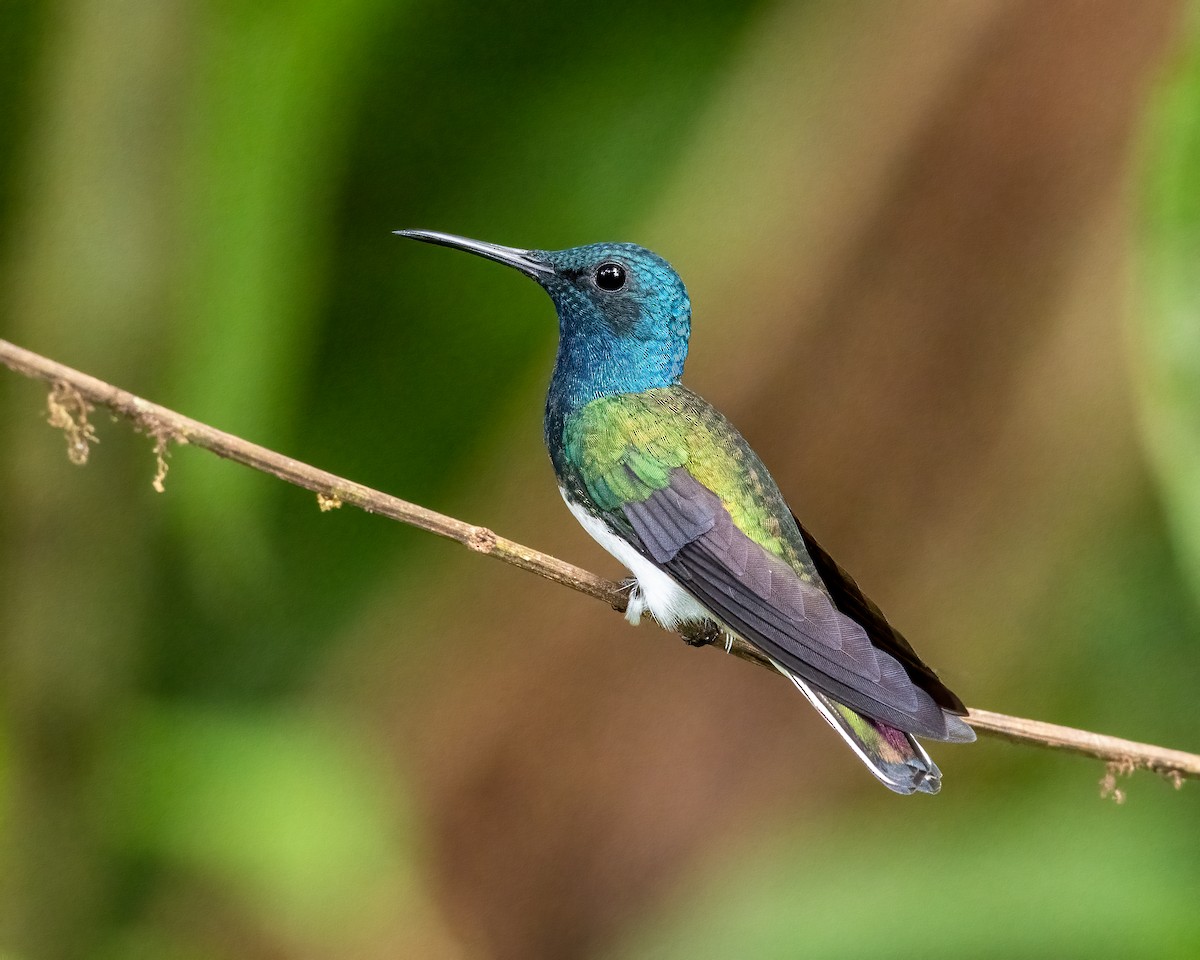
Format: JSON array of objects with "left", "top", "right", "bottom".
[{"left": 395, "top": 230, "right": 975, "bottom": 794}]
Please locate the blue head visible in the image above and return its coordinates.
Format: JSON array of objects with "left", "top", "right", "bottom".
[{"left": 395, "top": 231, "right": 691, "bottom": 412}]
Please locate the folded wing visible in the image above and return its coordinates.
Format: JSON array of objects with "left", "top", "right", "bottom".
[{"left": 620, "top": 468, "right": 972, "bottom": 742}]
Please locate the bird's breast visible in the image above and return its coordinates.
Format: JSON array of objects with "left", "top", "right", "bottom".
[{"left": 558, "top": 487, "right": 710, "bottom": 629}]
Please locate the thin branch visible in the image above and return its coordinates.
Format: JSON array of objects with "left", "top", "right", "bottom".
[{"left": 3, "top": 337, "right": 1197, "bottom": 786}]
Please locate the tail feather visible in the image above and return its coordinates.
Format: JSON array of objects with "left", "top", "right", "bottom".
[{"left": 771, "top": 661, "right": 944, "bottom": 795}]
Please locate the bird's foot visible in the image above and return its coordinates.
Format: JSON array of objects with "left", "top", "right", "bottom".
[
  {"left": 682, "top": 619, "right": 722, "bottom": 648},
  {"left": 620, "top": 578, "right": 646, "bottom": 626}
]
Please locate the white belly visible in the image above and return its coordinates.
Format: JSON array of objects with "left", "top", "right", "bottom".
[{"left": 560, "top": 488, "right": 711, "bottom": 628}]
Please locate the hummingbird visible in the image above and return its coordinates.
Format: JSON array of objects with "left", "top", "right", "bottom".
[{"left": 395, "top": 230, "right": 975, "bottom": 794}]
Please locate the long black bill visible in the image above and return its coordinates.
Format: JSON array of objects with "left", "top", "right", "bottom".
[{"left": 393, "top": 230, "right": 554, "bottom": 279}]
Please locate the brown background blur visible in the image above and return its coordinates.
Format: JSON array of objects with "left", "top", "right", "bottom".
[{"left": 2, "top": 1, "right": 1199, "bottom": 958}]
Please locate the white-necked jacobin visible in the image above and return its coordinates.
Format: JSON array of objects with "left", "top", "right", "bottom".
[{"left": 395, "top": 230, "right": 975, "bottom": 795}]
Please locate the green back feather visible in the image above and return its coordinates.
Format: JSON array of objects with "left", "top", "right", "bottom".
[{"left": 563, "top": 386, "right": 815, "bottom": 579}]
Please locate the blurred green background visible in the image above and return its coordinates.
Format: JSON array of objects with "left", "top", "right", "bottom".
[{"left": 2, "top": 1, "right": 1199, "bottom": 958}]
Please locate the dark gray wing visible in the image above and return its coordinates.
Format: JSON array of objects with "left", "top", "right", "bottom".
[
  {"left": 793, "top": 515, "right": 968, "bottom": 715},
  {"left": 621, "top": 469, "right": 960, "bottom": 741}
]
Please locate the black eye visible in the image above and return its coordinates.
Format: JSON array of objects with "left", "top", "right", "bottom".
[{"left": 594, "top": 262, "right": 626, "bottom": 291}]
